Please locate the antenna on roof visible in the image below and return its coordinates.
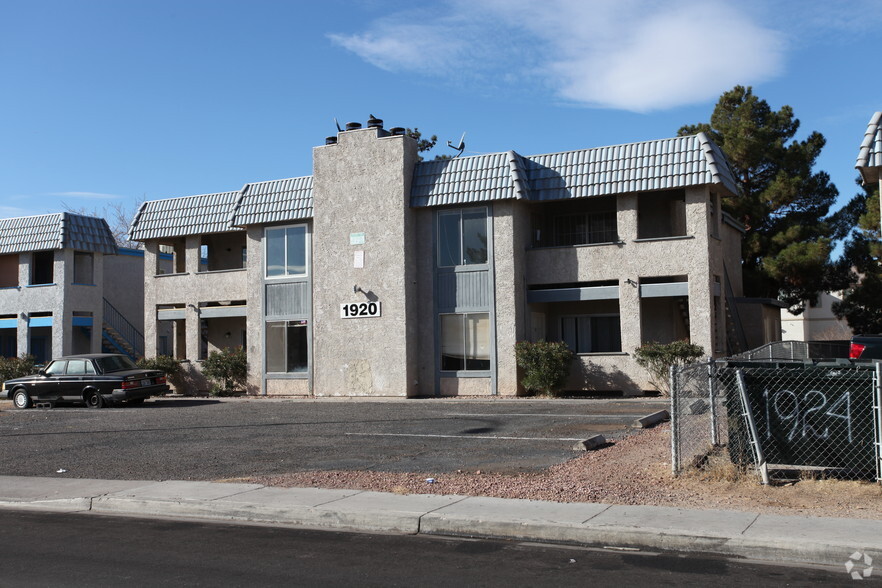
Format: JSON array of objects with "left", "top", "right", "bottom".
[
  {"left": 334, "top": 118, "right": 343, "bottom": 133},
  {"left": 447, "top": 132, "right": 466, "bottom": 158}
]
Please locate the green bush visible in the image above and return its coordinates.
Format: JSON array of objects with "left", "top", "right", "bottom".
[
  {"left": 633, "top": 340, "right": 705, "bottom": 395},
  {"left": 201, "top": 346, "right": 248, "bottom": 395},
  {"left": 137, "top": 355, "right": 184, "bottom": 391},
  {"left": 514, "top": 340, "right": 573, "bottom": 396},
  {"left": 0, "top": 355, "right": 36, "bottom": 383}
]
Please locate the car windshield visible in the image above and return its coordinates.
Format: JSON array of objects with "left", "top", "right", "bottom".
[{"left": 94, "top": 355, "right": 138, "bottom": 373}]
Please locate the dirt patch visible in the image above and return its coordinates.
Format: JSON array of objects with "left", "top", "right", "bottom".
[{"left": 240, "top": 424, "right": 882, "bottom": 519}]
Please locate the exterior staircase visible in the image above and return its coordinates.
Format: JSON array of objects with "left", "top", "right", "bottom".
[
  {"left": 101, "top": 298, "right": 144, "bottom": 361},
  {"left": 723, "top": 266, "right": 748, "bottom": 355}
]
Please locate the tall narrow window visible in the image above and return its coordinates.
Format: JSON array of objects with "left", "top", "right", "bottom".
[
  {"left": 266, "top": 320, "right": 308, "bottom": 373},
  {"left": 440, "top": 313, "right": 490, "bottom": 371},
  {"left": 73, "top": 252, "right": 94, "bottom": 284},
  {"left": 266, "top": 225, "right": 308, "bottom": 278},
  {"left": 437, "top": 208, "right": 488, "bottom": 267},
  {"left": 32, "top": 250, "right": 54, "bottom": 285}
]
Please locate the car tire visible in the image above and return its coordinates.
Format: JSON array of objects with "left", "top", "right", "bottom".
[
  {"left": 12, "top": 388, "right": 31, "bottom": 409},
  {"left": 85, "top": 390, "right": 106, "bottom": 409}
]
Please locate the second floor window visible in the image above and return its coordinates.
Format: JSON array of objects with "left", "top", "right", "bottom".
[
  {"left": 265, "top": 225, "right": 308, "bottom": 278},
  {"left": 551, "top": 212, "right": 617, "bottom": 246},
  {"left": 73, "top": 252, "right": 94, "bottom": 284},
  {"left": 438, "top": 208, "right": 488, "bottom": 267}
]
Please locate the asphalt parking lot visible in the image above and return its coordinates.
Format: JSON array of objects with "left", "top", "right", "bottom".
[{"left": 0, "top": 397, "right": 669, "bottom": 481}]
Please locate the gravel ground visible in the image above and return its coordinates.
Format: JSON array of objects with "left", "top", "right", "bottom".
[{"left": 242, "top": 423, "right": 882, "bottom": 520}]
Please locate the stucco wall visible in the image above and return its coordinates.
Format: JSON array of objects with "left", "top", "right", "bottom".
[
  {"left": 522, "top": 186, "right": 720, "bottom": 393},
  {"left": 103, "top": 250, "right": 145, "bottom": 332},
  {"left": 311, "top": 128, "right": 419, "bottom": 396}
]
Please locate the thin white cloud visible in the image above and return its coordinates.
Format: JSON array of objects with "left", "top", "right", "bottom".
[
  {"left": 329, "top": 0, "right": 786, "bottom": 112},
  {"left": 0, "top": 205, "right": 35, "bottom": 217},
  {"left": 48, "top": 191, "right": 121, "bottom": 199}
]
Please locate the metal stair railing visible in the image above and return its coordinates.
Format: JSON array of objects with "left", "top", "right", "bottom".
[{"left": 102, "top": 298, "right": 144, "bottom": 359}]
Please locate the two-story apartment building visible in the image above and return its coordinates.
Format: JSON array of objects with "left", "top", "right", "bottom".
[
  {"left": 0, "top": 212, "right": 145, "bottom": 363},
  {"left": 130, "top": 120, "right": 759, "bottom": 396}
]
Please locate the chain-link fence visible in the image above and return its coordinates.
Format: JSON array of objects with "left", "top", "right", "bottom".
[
  {"left": 730, "top": 340, "right": 850, "bottom": 361},
  {"left": 671, "top": 357, "right": 882, "bottom": 483}
]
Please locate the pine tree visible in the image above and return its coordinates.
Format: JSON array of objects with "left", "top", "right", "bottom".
[
  {"left": 678, "top": 86, "right": 842, "bottom": 312},
  {"left": 833, "top": 181, "right": 882, "bottom": 333}
]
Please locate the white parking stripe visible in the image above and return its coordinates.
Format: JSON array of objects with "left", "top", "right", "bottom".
[
  {"left": 444, "top": 413, "right": 647, "bottom": 419},
  {"left": 345, "top": 432, "right": 586, "bottom": 442}
]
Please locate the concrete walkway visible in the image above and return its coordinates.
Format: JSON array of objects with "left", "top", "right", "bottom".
[{"left": 1, "top": 475, "right": 880, "bottom": 569}]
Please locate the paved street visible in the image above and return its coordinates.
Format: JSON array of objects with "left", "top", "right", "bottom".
[
  {"left": 0, "top": 397, "right": 668, "bottom": 480},
  {"left": 1, "top": 510, "right": 853, "bottom": 587}
]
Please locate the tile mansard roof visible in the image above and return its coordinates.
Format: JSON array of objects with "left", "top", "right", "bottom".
[
  {"left": 129, "top": 177, "right": 314, "bottom": 240},
  {"left": 856, "top": 111, "right": 882, "bottom": 183},
  {"left": 411, "top": 132, "right": 739, "bottom": 207},
  {"left": 129, "top": 132, "right": 738, "bottom": 238},
  {"left": 128, "top": 190, "right": 242, "bottom": 241},
  {"left": 227, "top": 176, "right": 313, "bottom": 227},
  {"left": 0, "top": 213, "right": 117, "bottom": 255}
]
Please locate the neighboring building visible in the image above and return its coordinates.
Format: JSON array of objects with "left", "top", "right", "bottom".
[
  {"left": 130, "top": 120, "right": 773, "bottom": 396},
  {"left": 0, "top": 212, "right": 145, "bottom": 363},
  {"left": 780, "top": 292, "right": 852, "bottom": 341},
  {"left": 857, "top": 111, "right": 882, "bottom": 189}
]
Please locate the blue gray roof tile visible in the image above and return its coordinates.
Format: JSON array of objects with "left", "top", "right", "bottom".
[
  {"left": 0, "top": 213, "right": 117, "bottom": 255},
  {"left": 228, "top": 176, "right": 313, "bottom": 227},
  {"left": 856, "top": 111, "right": 882, "bottom": 183},
  {"left": 412, "top": 133, "right": 738, "bottom": 207},
  {"left": 129, "top": 191, "right": 242, "bottom": 241},
  {"left": 129, "top": 132, "right": 738, "bottom": 239}
]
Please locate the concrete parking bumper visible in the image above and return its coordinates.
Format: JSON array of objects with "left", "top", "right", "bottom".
[{"left": 2, "top": 474, "right": 881, "bottom": 568}]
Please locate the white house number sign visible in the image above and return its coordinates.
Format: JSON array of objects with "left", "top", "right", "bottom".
[{"left": 340, "top": 301, "right": 382, "bottom": 319}]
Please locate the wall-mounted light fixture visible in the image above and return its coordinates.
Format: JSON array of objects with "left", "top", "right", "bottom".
[{"left": 625, "top": 278, "right": 638, "bottom": 287}]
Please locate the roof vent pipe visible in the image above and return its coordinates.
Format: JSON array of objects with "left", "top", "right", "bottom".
[
  {"left": 345, "top": 121, "right": 362, "bottom": 131},
  {"left": 325, "top": 136, "right": 337, "bottom": 145},
  {"left": 367, "top": 115, "right": 383, "bottom": 129},
  {"left": 389, "top": 127, "right": 406, "bottom": 136}
]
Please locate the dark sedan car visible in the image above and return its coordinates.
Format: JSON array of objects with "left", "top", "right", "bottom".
[{"left": 2, "top": 353, "right": 169, "bottom": 409}]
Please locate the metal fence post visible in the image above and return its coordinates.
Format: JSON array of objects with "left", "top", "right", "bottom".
[
  {"left": 707, "top": 358, "right": 718, "bottom": 446},
  {"left": 670, "top": 364, "right": 679, "bottom": 476},
  {"left": 735, "top": 368, "right": 769, "bottom": 485},
  {"left": 875, "top": 362, "right": 882, "bottom": 483}
]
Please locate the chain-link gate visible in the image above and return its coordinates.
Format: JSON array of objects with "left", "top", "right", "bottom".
[{"left": 672, "top": 358, "right": 882, "bottom": 483}]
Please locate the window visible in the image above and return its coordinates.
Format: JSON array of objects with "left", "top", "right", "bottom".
[
  {"left": 32, "top": 250, "right": 54, "bottom": 284},
  {"left": 73, "top": 252, "right": 94, "bottom": 284},
  {"left": 551, "top": 212, "right": 617, "bottom": 246},
  {"left": 440, "top": 313, "right": 490, "bottom": 371},
  {"left": 66, "top": 359, "right": 95, "bottom": 375},
  {"left": 44, "top": 361, "right": 66, "bottom": 375},
  {"left": 0, "top": 254, "right": 18, "bottom": 288},
  {"left": 266, "top": 320, "right": 308, "bottom": 373},
  {"left": 438, "top": 208, "right": 488, "bottom": 267},
  {"left": 637, "top": 190, "right": 686, "bottom": 239},
  {"left": 266, "top": 225, "right": 308, "bottom": 278},
  {"left": 561, "top": 315, "right": 622, "bottom": 353}
]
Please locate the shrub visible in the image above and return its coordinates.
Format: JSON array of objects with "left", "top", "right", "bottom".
[
  {"left": 201, "top": 346, "right": 248, "bottom": 395},
  {"left": 137, "top": 355, "right": 184, "bottom": 391},
  {"left": 0, "top": 354, "right": 36, "bottom": 383},
  {"left": 514, "top": 340, "right": 573, "bottom": 396},
  {"left": 633, "top": 340, "right": 705, "bottom": 395}
]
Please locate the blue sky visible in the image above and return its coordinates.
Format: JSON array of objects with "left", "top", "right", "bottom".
[{"left": 2, "top": 0, "right": 880, "bottom": 226}]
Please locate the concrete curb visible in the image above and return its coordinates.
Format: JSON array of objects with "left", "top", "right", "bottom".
[
  {"left": 2, "top": 476, "right": 880, "bottom": 568},
  {"left": 634, "top": 409, "right": 670, "bottom": 428}
]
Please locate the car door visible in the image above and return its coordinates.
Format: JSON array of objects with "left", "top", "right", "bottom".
[
  {"left": 60, "top": 359, "right": 89, "bottom": 399},
  {"left": 39, "top": 360, "right": 67, "bottom": 401}
]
